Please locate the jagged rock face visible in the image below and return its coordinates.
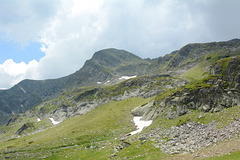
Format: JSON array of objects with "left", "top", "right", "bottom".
[
  {"left": 169, "top": 83, "right": 237, "bottom": 115},
  {"left": 6, "top": 115, "right": 21, "bottom": 126},
  {"left": 174, "top": 57, "right": 240, "bottom": 114},
  {"left": 143, "top": 56, "right": 240, "bottom": 120},
  {"left": 211, "top": 56, "right": 240, "bottom": 82},
  {"left": 15, "top": 122, "right": 34, "bottom": 135}
]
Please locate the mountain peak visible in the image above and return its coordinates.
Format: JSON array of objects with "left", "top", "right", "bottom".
[
  {"left": 65, "top": 48, "right": 150, "bottom": 88},
  {"left": 91, "top": 48, "right": 143, "bottom": 68}
]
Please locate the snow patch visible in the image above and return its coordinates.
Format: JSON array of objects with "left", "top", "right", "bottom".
[
  {"left": 37, "top": 118, "right": 41, "bottom": 122},
  {"left": 19, "top": 86, "right": 26, "bottom": 93},
  {"left": 119, "top": 76, "right": 136, "bottom": 80},
  {"left": 130, "top": 116, "right": 152, "bottom": 135},
  {"left": 97, "top": 82, "right": 102, "bottom": 84},
  {"left": 49, "top": 118, "right": 61, "bottom": 125},
  {"left": 105, "top": 80, "right": 110, "bottom": 84}
]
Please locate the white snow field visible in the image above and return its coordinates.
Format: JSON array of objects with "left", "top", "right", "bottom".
[
  {"left": 130, "top": 116, "right": 153, "bottom": 135},
  {"left": 119, "top": 76, "right": 136, "bottom": 80},
  {"left": 49, "top": 118, "right": 61, "bottom": 125}
]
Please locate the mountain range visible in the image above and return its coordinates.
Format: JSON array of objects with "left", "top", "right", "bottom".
[
  {"left": 0, "top": 48, "right": 151, "bottom": 124},
  {"left": 0, "top": 39, "right": 240, "bottom": 159}
]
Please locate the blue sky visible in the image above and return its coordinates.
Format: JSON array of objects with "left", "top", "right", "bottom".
[
  {"left": 0, "top": 0, "right": 240, "bottom": 89},
  {"left": 0, "top": 41, "right": 44, "bottom": 63}
]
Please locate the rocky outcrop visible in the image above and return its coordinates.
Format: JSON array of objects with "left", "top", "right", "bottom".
[
  {"left": 167, "top": 39, "right": 240, "bottom": 70},
  {"left": 15, "top": 122, "right": 34, "bottom": 135},
  {"left": 9, "top": 73, "right": 183, "bottom": 132},
  {"left": 142, "top": 56, "right": 240, "bottom": 120},
  {"left": 26, "top": 74, "right": 179, "bottom": 123},
  {"left": 50, "top": 99, "right": 106, "bottom": 122},
  {"left": 131, "top": 101, "right": 154, "bottom": 116},
  {"left": 134, "top": 120, "right": 240, "bottom": 154}
]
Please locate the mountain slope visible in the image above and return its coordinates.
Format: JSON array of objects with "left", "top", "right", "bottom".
[
  {"left": 0, "top": 48, "right": 150, "bottom": 124},
  {"left": 1, "top": 39, "right": 240, "bottom": 159},
  {"left": 166, "top": 39, "right": 240, "bottom": 71},
  {"left": 0, "top": 97, "right": 151, "bottom": 160},
  {"left": 1, "top": 39, "right": 240, "bottom": 125},
  {"left": 65, "top": 48, "right": 150, "bottom": 87},
  {"left": 0, "top": 77, "right": 68, "bottom": 124}
]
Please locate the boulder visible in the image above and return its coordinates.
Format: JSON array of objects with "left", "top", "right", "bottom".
[
  {"left": 15, "top": 122, "right": 34, "bottom": 135},
  {"left": 131, "top": 101, "right": 154, "bottom": 116}
]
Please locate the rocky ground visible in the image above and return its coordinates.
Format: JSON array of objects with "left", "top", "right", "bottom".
[{"left": 127, "top": 119, "right": 240, "bottom": 155}]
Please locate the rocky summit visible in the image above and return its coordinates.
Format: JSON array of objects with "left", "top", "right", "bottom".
[{"left": 1, "top": 39, "right": 240, "bottom": 159}]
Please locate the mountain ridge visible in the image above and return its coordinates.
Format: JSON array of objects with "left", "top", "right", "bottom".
[
  {"left": 1, "top": 39, "right": 240, "bottom": 159},
  {"left": 0, "top": 48, "right": 151, "bottom": 124},
  {"left": 1, "top": 39, "right": 240, "bottom": 125}
]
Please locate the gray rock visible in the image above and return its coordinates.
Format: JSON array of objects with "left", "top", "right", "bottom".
[
  {"left": 139, "top": 137, "right": 146, "bottom": 141},
  {"left": 109, "top": 153, "right": 116, "bottom": 158},
  {"left": 120, "top": 137, "right": 125, "bottom": 141},
  {"left": 131, "top": 101, "right": 154, "bottom": 116},
  {"left": 15, "top": 122, "right": 34, "bottom": 135},
  {"left": 123, "top": 142, "right": 131, "bottom": 148},
  {"left": 139, "top": 120, "right": 240, "bottom": 155}
]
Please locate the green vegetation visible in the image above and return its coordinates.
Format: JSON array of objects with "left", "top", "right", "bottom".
[
  {"left": 221, "top": 57, "right": 231, "bottom": 74},
  {"left": 1, "top": 40, "right": 240, "bottom": 159},
  {"left": 0, "top": 97, "right": 151, "bottom": 159},
  {"left": 183, "top": 75, "right": 218, "bottom": 91},
  {"left": 7, "top": 91, "right": 239, "bottom": 159},
  {"left": 154, "top": 88, "right": 175, "bottom": 103},
  {"left": 115, "top": 140, "right": 168, "bottom": 160},
  {"left": 178, "top": 58, "right": 198, "bottom": 69},
  {"left": 181, "top": 62, "right": 208, "bottom": 82},
  {"left": 205, "top": 49, "right": 229, "bottom": 63}
]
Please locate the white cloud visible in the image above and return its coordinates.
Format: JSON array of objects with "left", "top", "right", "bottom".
[
  {"left": 1, "top": 59, "right": 26, "bottom": 77},
  {"left": 0, "top": 59, "right": 38, "bottom": 88},
  {"left": 0, "top": 0, "right": 61, "bottom": 47},
  {"left": 36, "top": 0, "right": 107, "bottom": 79},
  {"left": 0, "top": 0, "right": 240, "bottom": 88}
]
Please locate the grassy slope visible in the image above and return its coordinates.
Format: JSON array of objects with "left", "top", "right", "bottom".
[
  {"left": 0, "top": 97, "right": 151, "bottom": 160},
  {"left": 181, "top": 61, "right": 208, "bottom": 82}
]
